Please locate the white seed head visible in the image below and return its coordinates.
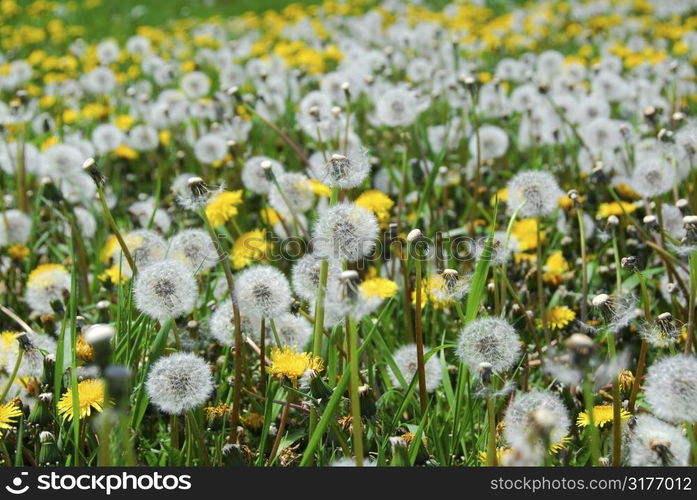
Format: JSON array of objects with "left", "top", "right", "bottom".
[
  {"left": 389, "top": 343, "right": 442, "bottom": 393},
  {"left": 167, "top": 229, "right": 218, "bottom": 273},
  {"left": 312, "top": 202, "right": 379, "bottom": 261},
  {"left": 507, "top": 170, "right": 563, "bottom": 218},
  {"left": 503, "top": 390, "right": 570, "bottom": 448},
  {"left": 234, "top": 265, "right": 291, "bottom": 318},
  {"left": 627, "top": 415, "right": 690, "bottom": 466},
  {"left": 145, "top": 352, "right": 213, "bottom": 415},
  {"left": 456, "top": 317, "right": 521, "bottom": 374},
  {"left": 644, "top": 354, "right": 697, "bottom": 423},
  {"left": 134, "top": 259, "right": 198, "bottom": 321}
]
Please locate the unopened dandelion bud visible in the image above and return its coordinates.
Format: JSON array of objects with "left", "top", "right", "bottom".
[
  {"left": 620, "top": 255, "right": 639, "bottom": 272},
  {"left": 618, "top": 370, "right": 634, "bottom": 392},
  {"left": 38, "top": 431, "right": 62, "bottom": 465},
  {"left": 340, "top": 81, "right": 350, "bottom": 94},
  {"left": 389, "top": 436, "right": 410, "bottom": 466}
]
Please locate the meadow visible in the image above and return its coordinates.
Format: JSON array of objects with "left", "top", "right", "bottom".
[{"left": 0, "top": 0, "right": 697, "bottom": 468}]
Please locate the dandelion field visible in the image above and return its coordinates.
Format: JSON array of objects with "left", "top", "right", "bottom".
[{"left": 1, "top": 0, "right": 697, "bottom": 470}]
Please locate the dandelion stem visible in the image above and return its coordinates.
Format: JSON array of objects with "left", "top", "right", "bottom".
[
  {"left": 629, "top": 271, "right": 651, "bottom": 413},
  {"left": 0, "top": 346, "right": 23, "bottom": 403},
  {"left": 346, "top": 315, "right": 364, "bottom": 465},
  {"left": 268, "top": 398, "right": 290, "bottom": 465},
  {"left": 486, "top": 395, "right": 497, "bottom": 466},
  {"left": 413, "top": 254, "right": 429, "bottom": 415},
  {"left": 96, "top": 185, "right": 137, "bottom": 275},
  {"left": 536, "top": 219, "right": 549, "bottom": 342},
  {"left": 260, "top": 317, "right": 267, "bottom": 395},
  {"left": 582, "top": 377, "right": 600, "bottom": 466},
  {"left": 576, "top": 207, "right": 588, "bottom": 321},
  {"left": 200, "top": 209, "right": 243, "bottom": 434},
  {"left": 611, "top": 378, "right": 622, "bottom": 466}
]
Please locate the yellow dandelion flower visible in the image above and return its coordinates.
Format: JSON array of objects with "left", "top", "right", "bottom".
[
  {"left": 57, "top": 379, "right": 106, "bottom": 421},
  {"left": 40, "top": 135, "right": 59, "bottom": 151},
  {"left": 113, "top": 144, "right": 138, "bottom": 160},
  {"left": 308, "top": 179, "right": 331, "bottom": 197},
  {"left": 159, "top": 130, "right": 171, "bottom": 147},
  {"left": 114, "top": 114, "right": 135, "bottom": 130},
  {"left": 577, "top": 405, "right": 631, "bottom": 428},
  {"left": 231, "top": 229, "right": 272, "bottom": 269},
  {"left": 478, "top": 447, "right": 512, "bottom": 465},
  {"left": 7, "top": 243, "right": 29, "bottom": 260},
  {"left": 98, "top": 265, "right": 129, "bottom": 284},
  {"left": 204, "top": 403, "right": 231, "bottom": 419},
  {"left": 205, "top": 190, "right": 243, "bottom": 228},
  {"left": 615, "top": 183, "right": 640, "bottom": 200},
  {"left": 268, "top": 346, "right": 324, "bottom": 383},
  {"left": 0, "top": 400, "right": 22, "bottom": 430},
  {"left": 100, "top": 235, "right": 120, "bottom": 263},
  {"left": 543, "top": 251, "right": 569, "bottom": 286},
  {"left": 241, "top": 412, "right": 265, "bottom": 431},
  {"left": 491, "top": 187, "right": 508, "bottom": 206},
  {"left": 540, "top": 306, "right": 576, "bottom": 330},
  {"left": 76, "top": 337, "right": 94, "bottom": 362},
  {"left": 511, "top": 218, "right": 545, "bottom": 251},
  {"left": 597, "top": 201, "right": 636, "bottom": 219},
  {"left": 355, "top": 189, "right": 394, "bottom": 227},
  {"left": 260, "top": 207, "right": 282, "bottom": 226},
  {"left": 360, "top": 277, "right": 398, "bottom": 299}
]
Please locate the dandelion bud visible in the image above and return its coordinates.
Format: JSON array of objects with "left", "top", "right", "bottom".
[
  {"left": 389, "top": 436, "right": 410, "bottom": 466},
  {"left": 565, "top": 333, "right": 595, "bottom": 363},
  {"left": 607, "top": 214, "right": 620, "bottom": 227},
  {"left": 618, "top": 370, "right": 634, "bottom": 392},
  {"left": 407, "top": 228, "right": 423, "bottom": 244},
  {"left": 187, "top": 176, "right": 207, "bottom": 198},
  {"left": 620, "top": 255, "right": 638, "bottom": 272},
  {"left": 38, "top": 431, "right": 62, "bottom": 465},
  {"left": 82, "top": 157, "right": 105, "bottom": 187},
  {"left": 340, "top": 81, "right": 350, "bottom": 94},
  {"left": 478, "top": 362, "right": 493, "bottom": 385},
  {"left": 671, "top": 111, "right": 685, "bottom": 123},
  {"left": 104, "top": 365, "right": 131, "bottom": 409},
  {"left": 642, "top": 214, "right": 659, "bottom": 232},
  {"left": 657, "top": 128, "right": 673, "bottom": 143},
  {"left": 683, "top": 215, "right": 697, "bottom": 243},
  {"left": 592, "top": 293, "right": 610, "bottom": 308},
  {"left": 643, "top": 106, "right": 657, "bottom": 120}
]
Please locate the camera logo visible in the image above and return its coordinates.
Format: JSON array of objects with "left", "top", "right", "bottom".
[{"left": 5, "top": 472, "right": 30, "bottom": 495}]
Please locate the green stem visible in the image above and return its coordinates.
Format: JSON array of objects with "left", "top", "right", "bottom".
[{"left": 347, "top": 315, "right": 364, "bottom": 466}]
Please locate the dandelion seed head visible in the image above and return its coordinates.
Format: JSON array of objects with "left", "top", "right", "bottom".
[
  {"left": 0, "top": 209, "right": 31, "bottom": 246},
  {"left": 146, "top": 352, "right": 213, "bottom": 415},
  {"left": 134, "top": 259, "right": 198, "bottom": 321},
  {"left": 389, "top": 343, "right": 442, "bottom": 393},
  {"left": 291, "top": 254, "right": 341, "bottom": 303},
  {"left": 208, "top": 300, "right": 256, "bottom": 346},
  {"left": 312, "top": 202, "right": 379, "bottom": 261},
  {"left": 241, "top": 156, "right": 285, "bottom": 195},
  {"left": 506, "top": 170, "right": 563, "bottom": 217},
  {"left": 644, "top": 354, "right": 697, "bottom": 424},
  {"left": 235, "top": 265, "right": 291, "bottom": 318},
  {"left": 456, "top": 317, "right": 521, "bottom": 374},
  {"left": 503, "top": 390, "right": 570, "bottom": 448},
  {"left": 268, "top": 172, "right": 315, "bottom": 218},
  {"left": 167, "top": 229, "right": 218, "bottom": 273},
  {"left": 627, "top": 415, "right": 690, "bottom": 466}
]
